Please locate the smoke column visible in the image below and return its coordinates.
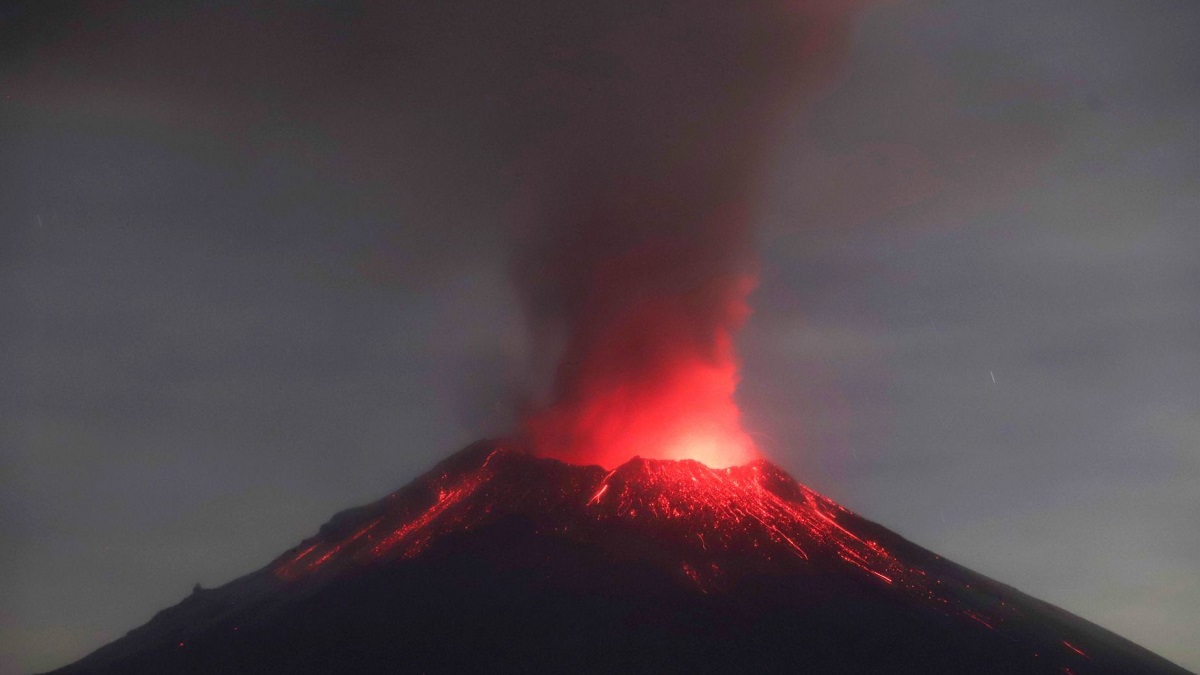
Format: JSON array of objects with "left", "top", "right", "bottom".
[{"left": 512, "top": 1, "right": 867, "bottom": 468}]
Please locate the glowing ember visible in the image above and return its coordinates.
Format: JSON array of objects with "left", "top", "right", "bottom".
[{"left": 1062, "top": 641, "right": 1090, "bottom": 659}]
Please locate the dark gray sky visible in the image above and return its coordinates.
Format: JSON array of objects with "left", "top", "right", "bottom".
[{"left": 3, "top": 1, "right": 1198, "bottom": 673}]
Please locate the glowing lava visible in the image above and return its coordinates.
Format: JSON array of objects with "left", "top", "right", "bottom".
[
  {"left": 274, "top": 445, "right": 1003, "bottom": 634},
  {"left": 265, "top": 444, "right": 1131, "bottom": 674}
]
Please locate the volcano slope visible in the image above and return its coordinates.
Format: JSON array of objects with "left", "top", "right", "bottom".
[{"left": 49, "top": 441, "right": 1191, "bottom": 674}]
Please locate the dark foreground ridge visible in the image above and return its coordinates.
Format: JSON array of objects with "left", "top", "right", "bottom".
[{"left": 50, "top": 441, "right": 1192, "bottom": 674}]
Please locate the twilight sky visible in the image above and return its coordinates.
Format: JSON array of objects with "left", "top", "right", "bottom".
[{"left": 3, "top": 1, "right": 1198, "bottom": 673}]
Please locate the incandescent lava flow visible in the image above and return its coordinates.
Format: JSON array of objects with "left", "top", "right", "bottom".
[
  {"left": 273, "top": 444, "right": 901, "bottom": 590},
  {"left": 52, "top": 441, "right": 1192, "bottom": 674}
]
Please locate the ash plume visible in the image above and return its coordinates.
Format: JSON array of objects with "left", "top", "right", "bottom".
[{"left": 509, "top": 1, "right": 870, "bottom": 467}]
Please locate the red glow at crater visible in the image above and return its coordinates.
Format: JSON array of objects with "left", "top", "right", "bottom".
[
  {"left": 523, "top": 255, "right": 760, "bottom": 469},
  {"left": 527, "top": 344, "right": 758, "bottom": 469}
]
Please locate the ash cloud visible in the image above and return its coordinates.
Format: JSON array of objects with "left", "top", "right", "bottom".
[{"left": 504, "top": 1, "right": 872, "bottom": 462}]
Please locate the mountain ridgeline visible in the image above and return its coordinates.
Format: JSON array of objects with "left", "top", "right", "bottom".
[{"left": 50, "top": 441, "right": 1192, "bottom": 674}]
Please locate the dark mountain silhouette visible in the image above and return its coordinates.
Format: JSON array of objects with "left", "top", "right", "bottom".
[{"left": 49, "top": 441, "right": 1191, "bottom": 674}]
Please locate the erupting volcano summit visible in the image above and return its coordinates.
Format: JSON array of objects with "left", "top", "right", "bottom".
[{"left": 51, "top": 441, "right": 1189, "bottom": 674}]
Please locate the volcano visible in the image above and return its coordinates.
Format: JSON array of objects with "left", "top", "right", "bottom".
[{"left": 50, "top": 441, "right": 1189, "bottom": 674}]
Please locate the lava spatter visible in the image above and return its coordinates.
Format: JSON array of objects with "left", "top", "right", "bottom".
[
  {"left": 272, "top": 444, "right": 1009, "bottom": 635},
  {"left": 58, "top": 441, "right": 1186, "bottom": 675}
]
